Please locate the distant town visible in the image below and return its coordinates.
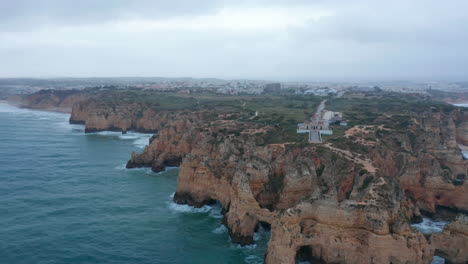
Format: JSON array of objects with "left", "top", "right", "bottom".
[{"left": 0, "top": 77, "right": 467, "bottom": 99}]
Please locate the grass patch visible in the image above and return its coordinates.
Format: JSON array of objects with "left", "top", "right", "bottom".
[{"left": 359, "top": 176, "right": 374, "bottom": 192}]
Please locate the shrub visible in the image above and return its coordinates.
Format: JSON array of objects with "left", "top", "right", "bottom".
[{"left": 359, "top": 176, "right": 374, "bottom": 192}]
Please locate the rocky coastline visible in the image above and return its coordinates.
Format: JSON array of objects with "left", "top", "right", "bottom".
[{"left": 12, "top": 90, "right": 468, "bottom": 264}]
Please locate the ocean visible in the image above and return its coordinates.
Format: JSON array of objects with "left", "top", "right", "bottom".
[{"left": 0, "top": 103, "right": 269, "bottom": 264}]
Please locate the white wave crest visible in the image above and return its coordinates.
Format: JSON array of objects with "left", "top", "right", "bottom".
[
  {"left": 0, "top": 102, "right": 21, "bottom": 113},
  {"left": 431, "top": 256, "right": 445, "bottom": 264},
  {"left": 87, "top": 131, "right": 153, "bottom": 149},
  {"left": 253, "top": 232, "right": 261, "bottom": 242},
  {"left": 114, "top": 164, "right": 127, "bottom": 170},
  {"left": 59, "top": 123, "right": 85, "bottom": 133},
  {"left": 167, "top": 202, "right": 212, "bottom": 213},
  {"left": 244, "top": 255, "right": 263, "bottom": 264},
  {"left": 232, "top": 243, "right": 257, "bottom": 250},
  {"left": 212, "top": 224, "right": 228, "bottom": 234},
  {"left": 115, "top": 163, "right": 156, "bottom": 176},
  {"left": 453, "top": 103, "right": 468, "bottom": 108},
  {"left": 89, "top": 131, "right": 121, "bottom": 136},
  {"left": 132, "top": 136, "right": 152, "bottom": 149},
  {"left": 209, "top": 205, "right": 223, "bottom": 219},
  {"left": 118, "top": 134, "right": 140, "bottom": 140},
  {"left": 0, "top": 103, "right": 68, "bottom": 119},
  {"left": 411, "top": 217, "right": 448, "bottom": 234}
]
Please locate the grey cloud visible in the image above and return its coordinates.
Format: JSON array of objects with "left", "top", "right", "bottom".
[
  {"left": 294, "top": 0, "right": 468, "bottom": 44},
  {"left": 0, "top": 0, "right": 467, "bottom": 81},
  {"left": 0, "top": 0, "right": 227, "bottom": 31},
  {"left": 0, "top": 0, "right": 333, "bottom": 31}
]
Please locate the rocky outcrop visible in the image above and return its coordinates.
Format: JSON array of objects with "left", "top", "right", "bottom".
[
  {"left": 8, "top": 89, "right": 87, "bottom": 113},
  {"left": 456, "top": 111, "right": 468, "bottom": 145},
  {"left": 70, "top": 99, "right": 176, "bottom": 133},
  {"left": 17, "top": 90, "right": 468, "bottom": 263},
  {"left": 126, "top": 105, "right": 468, "bottom": 263},
  {"left": 430, "top": 214, "right": 468, "bottom": 264},
  {"left": 398, "top": 111, "right": 468, "bottom": 214}
]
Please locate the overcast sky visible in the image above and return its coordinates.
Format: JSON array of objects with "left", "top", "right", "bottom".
[{"left": 1, "top": 0, "right": 467, "bottom": 81}]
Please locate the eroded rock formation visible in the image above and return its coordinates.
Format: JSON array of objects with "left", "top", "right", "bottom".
[
  {"left": 9, "top": 89, "right": 87, "bottom": 113},
  {"left": 15, "top": 90, "right": 468, "bottom": 263},
  {"left": 430, "top": 214, "right": 468, "bottom": 264},
  {"left": 127, "top": 107, "right": 467, "bottom": 264}
]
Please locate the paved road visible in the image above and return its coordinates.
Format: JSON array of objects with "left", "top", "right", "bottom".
[
  {"left": 309, "top": 130, "right": 321, "bottom": 143},
  {"left": 307, "top": 100, "right": 327, "bottom": 143},
  {"left": 314, "top": 99, "right": 327, "bottom": 124}
]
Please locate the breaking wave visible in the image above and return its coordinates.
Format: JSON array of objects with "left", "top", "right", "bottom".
[
  {"left": 167, "top": 197, "right": 223, "bottom": 218},
  {"left": 453, "top": 103, "right": 468, "bottom": 108},
  {"left": 88, "top": 131, "right": 153, "bottom": 149},
  {"left": 231, "top": 242, "right": 257, "bottom": 250},
  {"left": 0, "top": 102, "right": 68, "bottom": 120},
  {"left": 411, "top": 217, "right": 448, "bottom": 234},
  {"left": 167, "top": 202, "right": 212, "bottom": 213},
  {"left": 432, "top": 256, "right": 445, "bottom": 264},
  {"left": 212, "top": 224, "right": 228, "bottom": 234},
  {"left": 244, "top": 255, "right": 263, "bottom": 264}
]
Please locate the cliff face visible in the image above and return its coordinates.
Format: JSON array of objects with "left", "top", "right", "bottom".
[
  {"left": 430, "top": 214, "right": 468, "bottom": 264},
  {"left": 456, "top": 110, "right": 468, "bottom": 145},
  {"left": 126, "top": 107, "right": 468, "bottom": 263},
  {"left": 16, "top": 90, "right": 468, "bottom": 263},
  {"left": 397, "top": 111, "right": 468, "bottom": 214},
  {"left": 70, "top": 99, "right": 178, "bottom": 133},
  {"left": 8, "top": 90, "right": 88, "bottom": 113}
]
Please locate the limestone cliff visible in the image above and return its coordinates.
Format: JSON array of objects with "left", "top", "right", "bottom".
[
  {"left": 70, "top": 99, "right": 176, "bottom": 133},
  {"left": 127, "top": 107, "right": 468, "bottom": 264},
  {"left": 16, "top": 90, "right": 468, "bottom": 263},
  {"left": 456, "top": 111, "right": 468, "bottom": 145},
  {"left": 8, "top": 89, "right": 87, "bottom": 113},
  {"left": 430, "top": 214, "right": 468, "bottom": 264}
]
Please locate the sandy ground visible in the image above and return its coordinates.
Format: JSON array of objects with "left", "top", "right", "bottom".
[{"left": 324, "top": 143, "right": 377, "bottom": 173}]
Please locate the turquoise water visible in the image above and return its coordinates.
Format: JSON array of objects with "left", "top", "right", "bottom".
[{"left": 0, "top": 103, "right": 269, "bottom": 264}]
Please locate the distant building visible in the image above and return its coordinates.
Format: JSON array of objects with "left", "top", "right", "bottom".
[
  {"left": 331, "top": 113, "right": 342, "bottom": 122},
  {"left": 263, "top": 83, "right": 281, "bottom": 93},
  {"left": 340, "top": 121, "right": 348, "bottom": 126},
  {"left": 297, "top": 119, "right": 333, "bottom": 143}
]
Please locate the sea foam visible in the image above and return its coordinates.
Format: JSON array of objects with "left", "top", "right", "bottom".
[
  {"left": 244, "top": 255, "right": 263, "bottom": 264},
  {"left": 212, "top": 224, "right": 228, "bottom": 234},
  {"left": 167, "top": 202, "right": 212, "bottom": 213},
  {"left": 88, "top": 131, "right": 153, "bottom": 149},
  {"left": 431, "top": 256, "right": 445, "bottom": 264},
  {"left": 453, "top": 103, "right": 468, "bottom": 108},
  {"left": 411, "top": 217, "right": 448, "bottom": 234}
]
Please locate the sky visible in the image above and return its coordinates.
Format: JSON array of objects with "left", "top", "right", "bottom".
[{"left": 1, "top": 0, "right": 467, "bottom": 81}]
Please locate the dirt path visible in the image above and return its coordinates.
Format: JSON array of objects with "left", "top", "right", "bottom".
[{"left": 324, "top": 143, "right": 377, "bottom": 173}]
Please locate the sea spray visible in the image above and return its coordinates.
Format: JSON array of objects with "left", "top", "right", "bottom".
[
  {"left": 411, "top": 217, "right": 448, "bottom": 234},
  {"left": 87, "top": 131, "right": 153, "bottom": 149},
  {"left": 432, "top": 256, "right": 445, "bottom": 264},
  {"left": 213, "top": 224, "right": 228, "bottom": 234},
  {"left": 0, "top": 102, "right": 270, "bottom": 264},
  {"left": 244, "top": 255, "right": 263, "bottom": 264}
]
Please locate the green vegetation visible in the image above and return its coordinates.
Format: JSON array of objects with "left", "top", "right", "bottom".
[
  {"left": 316, "top": 164, "right": 325, "bottom": 177},
  {"left": 359, "top": 176, "right": 374, "bottom": 192},
  {"left": 85, "top": 89, "right": 322, "bottom": 144},
  {"left": 359, "top": 169, "right": 368, "bottom": 176},
  {"left": 67, "top": 88, "right": 461, "bottom": 147},
  {"left": 440, "top": 164, "right": 451, "bottom": 171},
  {"left": 331, "top": 93, "right": 457, "bottom": 128},
  {"left": 320, "top": 125, "right": 347, "bottom": 141}
]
